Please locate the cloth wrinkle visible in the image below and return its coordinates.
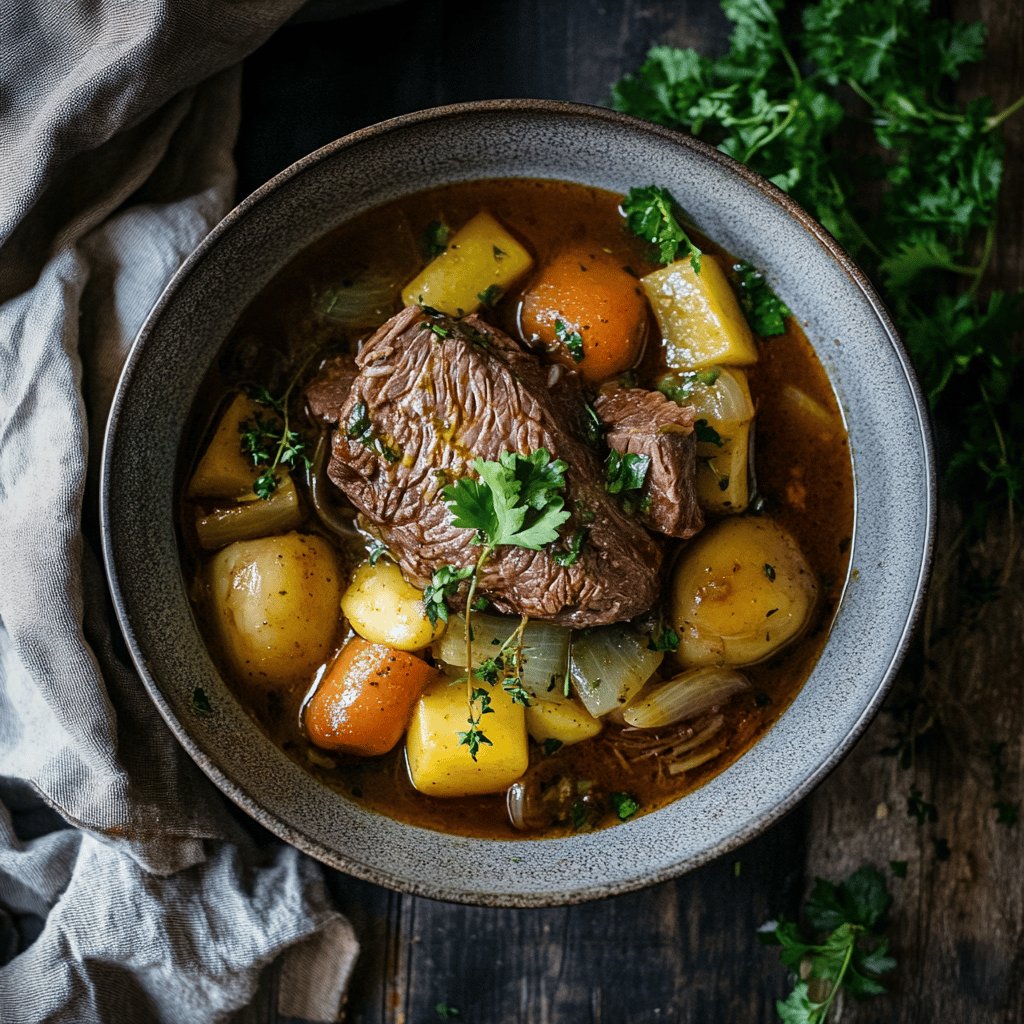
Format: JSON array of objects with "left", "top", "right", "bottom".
[{"left": 0, "top": 3, "right": 366, "bottom": 1021}]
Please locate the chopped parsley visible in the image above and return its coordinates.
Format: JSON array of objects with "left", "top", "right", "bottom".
[
  {"left": 345, "top": 401, "right": 402, "bottom": 463},
  {"left": 552, "top": 528, "right": 588, "bottom": 567},
  {"left": 621, "top": 185, "right": 702, "bottom": 273},
  {"left": 611, "top": 791, "right": 641, "bottom": 820},
  {"left": 543, "top": 738, "right": 564, "bottom": 756},
  {"left": 190, "top": 686, "right": 212, "bottom": 716},
  {"left": 554, "top": 319, "right": 585, "bottom": 362},
  {"left": 764, "top": 563, "right": 777, "bottom": 582},
  {"left": 735, "top": 261, "right": 790, "bottom": 336},
  {"left": 694, "top": 419, "right": 724, "bottom": 447},
  {"left": 657, "top": 369, "right": 721, "bottom": 405},
  {"left": 422, "top": 221, "right": 450, "bottom": 259},
  {"left": 477, "top": 283, "right": 502, "bottom": 307}
]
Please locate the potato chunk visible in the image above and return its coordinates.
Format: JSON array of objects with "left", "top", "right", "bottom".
[
  {"left": 341, "top": 560, "right": 444, "bottom": 652},
  {"left": 401, "top": 211, "right": 533, "bottom": 316},
  {"left": 525, "top": 695, "right": 602, "bottom": 748},
  {"left": 670, "top": 517, "right": 817, "bottom": 667},
  {"left": 642, "top": 255, "right": 758, "bottom": 369},
  {"left": 188, "top": 393, "right": 262, "bottom": 500},
  {"left": 206, "top": 532, "right": 342, "bottom": 687},
  {"left": 405, "top": 676, "right": 528, "bottom": 797}
]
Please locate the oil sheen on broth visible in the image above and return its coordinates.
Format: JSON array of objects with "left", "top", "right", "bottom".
[{"left": 179, "top": 179, "right": 854, "bottom": 840}]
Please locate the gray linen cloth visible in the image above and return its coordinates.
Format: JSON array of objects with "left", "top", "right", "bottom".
[{"left": 0, "top": 3, "right": 376, "bottom": 1020}]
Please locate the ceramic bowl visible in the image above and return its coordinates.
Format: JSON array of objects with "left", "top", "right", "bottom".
[{"left": 101, "top": 100, "right": 935, "bottom": 906}]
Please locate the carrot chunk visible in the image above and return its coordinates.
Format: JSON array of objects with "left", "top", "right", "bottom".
[
  {"left": 519, "top": 248, "right": 648, "bottom": 383},
  {"left": 305, "top": 637, "right": 439, "bottom": 756}
]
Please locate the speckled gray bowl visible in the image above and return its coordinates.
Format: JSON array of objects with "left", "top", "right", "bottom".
[{"left": 101, "top": 100, "right": 935, "bottom": 907}]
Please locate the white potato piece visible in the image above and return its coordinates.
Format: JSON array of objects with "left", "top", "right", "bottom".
[
  {"left": 206, "top": 532, "right": 342, "bottom": 687},
  {"left": 670, "top": 517, "right": 818, "bottom": 667},
  {"left": 341, "top": 560, "right": 444, "bottom": 651}
]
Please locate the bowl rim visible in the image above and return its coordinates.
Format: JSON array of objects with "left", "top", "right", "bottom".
[{"left": 100, "top": 98, "right": 937, "bottom": 906}]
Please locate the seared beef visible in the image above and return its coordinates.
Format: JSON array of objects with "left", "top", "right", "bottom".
[
  {"left": 594, "top": 386, "right": 704, "bottom": 539},
  {"left": 311, "top": 305, "right": 663, "bottom": 626},
  {"left": 306, "top": 357, "right": 357, "bottom": 425}
]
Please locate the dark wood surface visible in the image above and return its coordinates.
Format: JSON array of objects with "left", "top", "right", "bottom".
[{"left": 236, "top": 3, "right": 1023, "bottom": 1020}]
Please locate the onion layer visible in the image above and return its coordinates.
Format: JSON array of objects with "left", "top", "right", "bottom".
[
  {"left": 570, "top": 626, "right": 663, "bottom": 719},
  {"left": 622, "top": 667, "right": 750, "bottom": 729}
]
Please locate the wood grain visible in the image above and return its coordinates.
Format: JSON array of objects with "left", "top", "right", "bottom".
[{"left": 235, "top": 1, "right": 1024, "bottom": 1020}]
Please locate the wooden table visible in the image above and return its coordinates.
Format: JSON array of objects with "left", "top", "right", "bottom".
[{"left": 237, "top": 3, "right": 1023, "bottom": 1020}]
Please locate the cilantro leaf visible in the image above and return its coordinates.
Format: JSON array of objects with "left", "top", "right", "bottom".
[{"left": 621, "top": 185, "right": 702, "bottom": 272}]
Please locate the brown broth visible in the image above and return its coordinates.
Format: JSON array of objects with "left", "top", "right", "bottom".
[{"left": 179, "top": 178, "right": 854, "bottom": 840}]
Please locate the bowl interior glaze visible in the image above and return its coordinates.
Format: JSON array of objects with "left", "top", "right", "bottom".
[{"left": 101, "top": 100, "right": 934, "bottom": 907}]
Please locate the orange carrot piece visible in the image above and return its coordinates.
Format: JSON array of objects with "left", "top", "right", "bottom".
[
  {"left": 519, "top": 248, "right": 648, "bottom": 383},
  {"left": 305, "top": 637, "right": 439, "bottom": 756}
]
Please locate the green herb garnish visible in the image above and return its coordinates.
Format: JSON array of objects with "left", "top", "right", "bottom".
[
  {"left": 442, "top": 450, "right": 571, "bottom": 756},
  {"left": 345, "top": 401, "right": 402, "bottom": 463},
  {"left": 764, "top": 563, "right": 777, "bottom": 582},
  {"left": 612, "top": 0, "right": 1024, "bottom": 538},
  {"left": 611, "top": 791, "right": 641, "bottom": 820},
  {"left": 735, "top": 261, "right": 790, "bottom": 336},
  {"left": 648, "top": 626, "right": 680, "bottom": 653},
  {"left": 552, "top": 528, "right": 588, "bottom": 567},
  {"left": 694, "top": 419, "right": 724, "bottom": 447},
  {"left": 422, "top": 221, "right": 450, "bottom": 259},
  {"left": 367, "top": 540, "right": 391, "bottom": 566},
  {"left": 657, "top": 369, "right": 721, "bottom": 405},
  {"left": 240, "top": 378, "right": 313, "bottom": 500},
  {"left": 604, "top": 450, "right": 651, "bottom": 495},
  {"left": 543, "top": 738, "right": 563, "bottom": 756},
  {"left": 621, "top": 185, "right": 702, "bottom": 273},
  {"left": 760, "top": 866, "right": 897, "bottom": 1023},
  {"left": 423, "top": 564, "right": 474, "bottom": 627},
  {"left": 477, "top": 283, "right": 503, "bottom": 307},
  {"left": 554, "top": 319, "right": 585, "bottom": 362}
]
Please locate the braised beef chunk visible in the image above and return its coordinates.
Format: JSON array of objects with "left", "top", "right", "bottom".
[
  {"left": 594, "top": 386, "right": 704, "bottom": 540},
  {"left": 305, "top": 357, "right": 357, "bottom": 425},
  {"left": 311, "top": 305, "right": 663, "bottom": 626}
]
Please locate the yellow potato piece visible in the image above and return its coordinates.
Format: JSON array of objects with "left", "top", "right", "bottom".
[
  {"left": 406, "top": 675, "right": 528, "bottom": 797},
  {"left": 670, "top": 517, "right": 818, "bottom": 667},
  {"left": 188, "top": 392, "right": 263, "bottom": 500},
  {"left": 401, "top": 211, "right": 533, "bottom": 316},
  {"left": 642, "top": 255, "right": 758, "bottom": 369},
  {"left": 206, "top": 532, "right": 342, "bottom": 688},
  {"left": 525, "top": 696, "right": 602, "bottom": 748},
  {"left": 341, "top": 560, "right": 444, "bottom": 652}
]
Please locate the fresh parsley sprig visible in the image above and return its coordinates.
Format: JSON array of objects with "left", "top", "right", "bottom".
[
  {"left": 612, "top": 0, "right": 1024, "bottom": 534},
  {"left": 760, "top": 866, "right": 897, "bottom": 1023},
  {"left": 441, "top": 449, "right": 571, "bottom": 758},
  {"left": 621, "top": 185, "right": 702, "bottom": 273}
]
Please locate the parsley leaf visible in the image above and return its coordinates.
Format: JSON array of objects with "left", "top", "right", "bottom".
[
  {"left": 554, "top": 318, "right": 585, "bottom": 362},
  {"left": 422, "top": 221, "right": 450, "bottom": 259},
  {"left": 604, "top": 450, "right": 651, "bottom": 495},
  {"left": 621, "top": 185, "right": 702, "bottom": 273},
  {"left": 423, "top": 565, "right": 474, "bottom": 627},
  {"left": 762, "top": 866, "right": 896, "bottom": 1023},
  {"left": 444, "top": 449, "right": 571, "bottom": 552},
  {"left": 346, "top": 401, "right": 402, "bottom": 463},
  {"left": 694, "top": 419, "right": 724, "bottom": 447},
  {"left": 734, "top": 260, "right": 790, "bottom": 335},
  {"left": 611, "top": 791, "right": 641, "bottom": 820}
]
